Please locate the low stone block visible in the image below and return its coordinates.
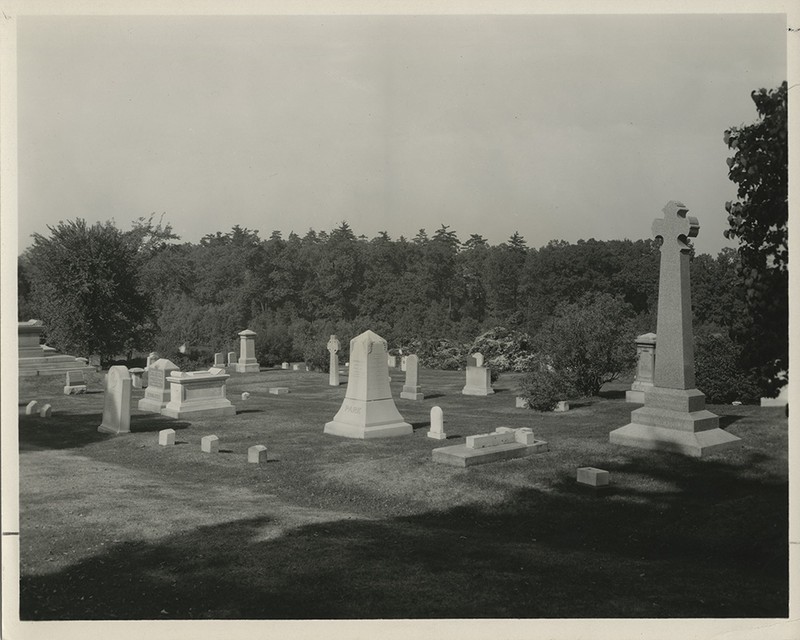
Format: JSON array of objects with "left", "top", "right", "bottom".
[
  {"left": 281, "top": 362, "right": 290, "bottom": 369},
  {"left": 64, "top": 384, "right": 87, "bottom": 395},
  {"left": 466, "top": 431, "right": 516, "bottom": 449},
  {"left": 515, "top": 429, "right": 537, "bottom": 445},
  {"left": 577, "top": 467, "right": 610, "bottom": 487},
  {"left": 25, "top": 401, "right": 39, "bottom": 415},
  {"left": 201, "top": 435, "right": 219, "bottom": 453},
  {"left": 208, "top": 367, "right": 226, "bottom": 375},
  {"left": 158, "top": 429, "right": 176, "bottom": 446},
  {"left": 515, "top": 396, "right": 530, "bottom": 409},
  {"left": 554, "top": 401, "right": 569, "bottom": 412},
  {"left": 248, "top": 444, "right": 268, "bottom": 463},
  {"left": 291, "top": 363, "right": 307, "bottom": 372},
  {"left": 241, "top": 392, "right": 251, "bottom": 401},
  {"left": 269, "top": 387, "right": 290, "bottom": 395},
  {"left": 39, "top": 404, "right": 52, "bottom": 417}
]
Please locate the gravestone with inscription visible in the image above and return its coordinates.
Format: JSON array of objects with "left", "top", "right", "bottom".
[
  {"left": 327, "top": 335, "right": 341, "bottom": 387},
  {"left": 138, "top": 358, "right": 179, "bottom": 413},
  {"left": 324, "top": 330, "right": 412, "bottom": 439},
  {"left": 626, "top": 333, "right": 657, "bottom": 403},
  {"left": 97, "top": 366, "right": 132, "bottom": 434},
  {"left": 63, "top": 370, "right": 87, "bottom": 395},
  {"left": 609, "top": 202, "right": 741, "bottom": 456},
  {"left": 400, "top": 354, "right": 424, "bottom": 400}
]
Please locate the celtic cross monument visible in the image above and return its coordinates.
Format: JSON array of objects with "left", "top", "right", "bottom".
[{"left": 609, "top": 201, "right": 741, "bottom": 456}]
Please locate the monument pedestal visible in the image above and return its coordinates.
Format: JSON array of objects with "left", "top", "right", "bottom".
[
  {"left": 324, "top": 397, "right": 412, "bottom": 439},
  {"left": 610, "top": 387, "right": 740, "bottom": 457}
]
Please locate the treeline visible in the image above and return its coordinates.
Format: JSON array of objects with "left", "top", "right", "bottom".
[{"left": 18, "top": 216, "right": 744, "bottom": 370}]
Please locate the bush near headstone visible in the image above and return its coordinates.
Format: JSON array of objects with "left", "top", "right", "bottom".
[
  {"left": 694, "top": 332, "right": 760, "bottom": 404},
  {"left": 467, "top": 326, "right": 538, "bottom": 373},
  {"left": 517, "top": 368, "right": 575, "bottom": 412}
]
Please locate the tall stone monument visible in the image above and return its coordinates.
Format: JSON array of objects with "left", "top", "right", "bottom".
[
  {"left": 609, "top": 202, "right": 741, "bottom": 456},
  {"left": 625, "top": 332, "right": 657, "bottom": 403},
  {"left": 98, "top": 366, "right": 132, "bottom": 435},
  {"left": 235, "top": 329, "right": 260, "bottom": 373},
  {"left": 327, "top": 335, "right": 341, "bottom": 387},
  {"left": 324, "top": 330, "right": 412, "bottom": 439}
]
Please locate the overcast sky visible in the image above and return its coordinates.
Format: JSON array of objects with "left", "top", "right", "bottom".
[{"left": 16, "top": 12, "right": 786, "bottom": 255}]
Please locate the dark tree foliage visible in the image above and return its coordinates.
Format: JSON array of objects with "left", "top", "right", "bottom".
[
  {"left": 723, "top": 81, "right": 788, "bottom": 394},
  {"left": 25, "top": 219, "right": 155, "bottom": 362}
]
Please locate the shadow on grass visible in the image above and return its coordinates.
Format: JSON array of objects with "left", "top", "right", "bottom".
[
  {"left": 20, "top": 450, "right": 787, "bottom": 620},
  {"left": 236, "top": 409, "right": 265, "bottom": 415},
  {"left": 411, "top": 421, "right": 431, "bottom": 430},
  {"left": 423, "top": 393, "right": 445, "bottom": 400},
  {"left": 718, "top": 414, "right": 744, "bottom": 429},
  {"left": 598, "top": 389, "right": 626, "bottom": 400},
  {"left": 19, "top": 413, "right": 190, "bottom": 451}
]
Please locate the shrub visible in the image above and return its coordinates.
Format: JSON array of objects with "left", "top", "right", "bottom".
[
  {"left": 518, "top": 368, "right": 574, "bottom": 411},
  {"left": 468, "top": 326, "right": 537, "bottom": 372},
  {"left": 695, "top": 332, "right": 761, "bottom": 404},
  {"left": 535, "top": 293, "right": 637, "bottom": 396}
]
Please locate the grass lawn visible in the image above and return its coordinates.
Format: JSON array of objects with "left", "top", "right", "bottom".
[{"left": 16, "top": 367, "right": 788, "bottom": 619}]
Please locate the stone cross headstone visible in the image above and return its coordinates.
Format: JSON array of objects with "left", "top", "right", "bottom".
[
  {"left": 609, "top": 202, "right": 741, "bottom": 456},
  {"left": 235, "top": 329, "right": 260, "bottom": 373},
  {"left": 428, "top": 406, "right": 446, "bottom": 440},
  {"left": 214, "top": 352, "right": 225, "bottom": 367},
  {"left": 626, "top": 333, "right": 657, "bottom": 403},
  {"left": 400, "top": 354, "right": 423, "bottom": 400},
  {"left": 324, "top": 330, "right": 412, "bottom": 439},
  {"left": 327, "top": 335, "right": 341, "bottom": 387},
  {"left": 98, "top": 366, "right": 132, "bottom": 434}
]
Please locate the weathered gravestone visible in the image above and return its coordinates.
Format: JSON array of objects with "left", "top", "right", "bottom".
[
  {"left": 428, "top": 406, "right": 446, "bottom": 440},
  {"left": 400, "top": 355, "right": 408, "bottom": 372},
  {"left": 387, "top": 355, "right": 397, "bottom": 368},
  {"left": 161, "top": 370, "right": 236, "bottom": 419},
  {"left": 25, "top": 401, "right": 39, "bottom": 415},
  {"left": 324, "top": 330, "right": 412, "bottom": 439},
  {"left": 400, "top": 354, "right": 424, "bottom": 400},
  {"left": 626, "top": 333, "right": 657, "bottom": 403},
  {"left": 462, "top": 352, "right": 493, "bottom": 396},
  {"left": 39, "top": 404, "right": 53, "bottom": 418},
  {"left": 138, "top": 358, "right": 179, "bottom": 413},
  {"left": 214, "top": 353, "right": 225, "bottom": 367},
  {"left": 146, "top": 352, "right": 159, "bottom": 369},
  {"left": 577, "top": 467, "right": 610, "bottom": 487},
  {"left": 129, "top": 367, "right": 145, "bottom": 389},
  {"left": 235, "top": 329, "right": 260, "bottom": 373},
  {"left": 609, "top": 202, "right": 741, "bottom": 456},
  {"left": 97, "top": 366, "right": 132, "bottom": 434},
  {"left": 158, "top": 429, "right": 176, "bottom": 446},
  {"left": 327, "top": 335, "right": 341, "bottom": 387},
  {"left": 63, "top": 370, "right": 87, "bottom": 395},
  {"left": 227, "top": 352, "right": 236, "bottom": 368}
]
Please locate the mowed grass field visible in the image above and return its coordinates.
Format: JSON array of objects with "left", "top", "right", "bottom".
[{"left": 17, "top": 366, "right": 788, "bottom": 619}]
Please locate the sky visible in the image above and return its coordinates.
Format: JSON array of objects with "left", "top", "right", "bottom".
[{"left": 15, "top": 12, "right": 787, "bottom": 255}]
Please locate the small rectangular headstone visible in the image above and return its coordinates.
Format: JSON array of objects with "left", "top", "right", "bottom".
[
  {"left": 158, "top": 429, "right": 176, "bottom": 446},
  {"left": 577, "top": 467, "right": 610, "bottom": 487},
  {"left": 554, "top": 401, "right": 570, "bottom": 412},
  {"left": 201, "top": 435, "right": 220, "bottom": 453},
  {"left": 227, "top": 352, "right": 236, "bottom": 366},
  {"left": 428, "top": 405, "right": 446, "bottom": 440},
  {"left": 281, "top": 362, "right": 289, "bottom": 369},
  {"left": 515, "top": 396, "right": 530, "bottom": 409},
  {"left": 514, "top": 428, "right": 536, "bottom": 445},
  {"left": 269, "top": 387, "right": 290, "bottom": 395},
  {"left": 39, "top": 404, "right": 52, "bottom": 417},
  {"left": 25, "top": 400, "right": 39, "bottom": 415},
  {"left": 214, "top": 352, "right": 224, "bottom": 366},
  {"left": 248, "top": 444, "right": 268, "bottom": 463}
]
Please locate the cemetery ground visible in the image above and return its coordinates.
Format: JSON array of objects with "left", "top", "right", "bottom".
[{"left": 17, "top": 368, "right": 787, "bottom": 620}]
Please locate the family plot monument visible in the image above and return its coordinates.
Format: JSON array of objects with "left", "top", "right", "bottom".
[
  {"left": 324, "top": 330, "right": 412, "bottom": 439},
  {"left": 609, "top": 202, "right": 741, "bottom": 456},
  {"left": 235, "top": 329, "right": 260, "bottom": 373}
]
